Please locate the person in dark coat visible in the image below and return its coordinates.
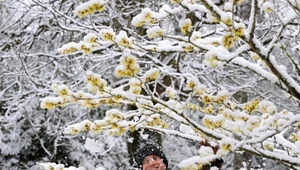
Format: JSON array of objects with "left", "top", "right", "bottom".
[{"left": 135, "top": 144, "right": 168, "bottom": 170}]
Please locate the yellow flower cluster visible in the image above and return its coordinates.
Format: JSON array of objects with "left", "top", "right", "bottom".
[
  {"left": 203, "top": 105, "right": 215, "bottom": 114},
  {"left": 104, "top": 109, "right": 132, "bottom": 136},
  {"left": 245, "top": 116, "right": 260, "bottom": 132},
  {"left": 204, "top": 51, "right": 221, "bottom": 68},
  {"left": 203, "top": 115, "right": 224, "bottom": 129},
  {"left": 114, "top": 52, "right": 140, "bottom": 77},
  {"left": 184, "top": 103, "right": 202, "bottom": 111},
  {"left": 217, "top": 138, "right": 235, "bottom": 156},
  {"left": 100, "top": 29, "right": 115, "bottom": 42},
  {"left": 199, "top": 94, "right": 213, "bottom": 104},
  {"left": 58, "top": 32, "right": 99, "bottom": 55},
  {"left": 85, "top": 71, "right": 108, "bottom": 92},
  {"left": 222, "top": 109, "right": 250, "bottom": 122},
  {"left": 186, "top": 77, "right": 199, "bottom": 90},
  {"left": 106, "top": 109, "right": 125, "bottom": 122},
  {"left": 182, "top": 43, "right": 195, "bottom": 52},
  {"left": 145, "top": 114, "right": 169, "bottom": 128},
  {"left": 51, "top": 84, "right": 72, "bottom": 97},
  {"left": 91, "top": 120, "right": 107, "bottom": 133},
  {"left": 186, "top": 77, "right": 207, "bottom": 96},
  {"left": 83, "top": 33, "right": 98, "bottom": 45},
  {"left": 242, "top": 98, "right": 260, "bottom": 114},
  {"left": 147, "top": 26, "right": 164, "bottom": 39},
  {"left": 58, "top": 42, "right": 78, "bottom": 54},
  {"left": 72, "top": 91, "right": 114, "bottom": 108},
  {"left": 65, "top": 109, "right": 131, "bottom": 136},
  {"left": 115, "top": 31, "right": 132, "bottom": 48},
  {"left": 129, "top": 78, "right": 142, "bottom": 94},
  {"left": 233, "top": 23, "right": 246, "bottom": 36},
  {"left": 143, "top": 68, "right": 160, "bottom": 83},
  {"left": 214, "top": 91, "right": 229, "bottom": 104},
  {"left": 40, "top": 96, "right": 67, "bottom": 110},
  {"left": 110, "top": 94, "right": 123, "bottom": 103},
  {"left": 64, "top": 119, "right": 95, "bottom": 135},
  {"left": 195, "top": 89, "right": 292, "bottom": 136},
  {"left": 222, "top": 32, "right": 238, "bottom": 49},
  {"left": 75, "top": 0, "right": 106, "bottom": 18},
  {"left": 131, "top": 8, "right": 159, "bottom": 27},
  {"left": 179, "top": 19, "right": 192, "bottom": 35},
  {"left": 258, "top": 101, "right": 277, "bottom": 114},
  {"left": 80, "top": 98, "right": 100, "bottom": 108},
  {"left": 289, "top": 132, "right": 300, "bottom": 142},
  {"left": 78, "top": 41, "right": 93, "bottom": 55},
  {"left": 41, "top": 85, "right": 116, "bottom": 110}
]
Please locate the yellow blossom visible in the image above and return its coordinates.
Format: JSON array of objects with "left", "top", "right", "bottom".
[
  {"left": 183, "top": 44, "right": 194, "bottom": 52},
  {"left": 83, "top": 99, "right": 100, "bottom": 108},
  {"left": 120, "top": 54, "right": 137, "bottom": 67},
  {"left": 84, "top": 33, "right": 98, "bottom": 44},
  {"left": 94, "top": 3, "right": 105, "bottom": 12},
  {"left": 203, "top": 116, "right": 217, "bottom": 129},
  {"left": 144, "top": 68, "right": 160, "bottom": 82},
  {"left": 290, "top": 133, "right": 299, "bottom": 142},
  {"left": 100, "top": 29, "right": 115, "bottom": 42},
  {"left": 203, "top": 105, "right": 214, "bottom": 114},
  {"left": 179, "top": 19, "right": 192, "bottom": 35},
  {"left": 41, "top": 101, "right": 56, "bottom": 109},
  {"left": 233, "top": 23, "right": 246, "bottom": 36},
  {"left": 200, "top": 94, "right": 213, "bottom": 104},
  {"left": 220, "top": 141, "right": 233, "bottom": 152},
  {"left": 78, "top": 41, "right": 92, "bottom": 54},
  {"left": 262, "top": 2, "right": 273, "bottom": 13},
  {"left": 80, "top": 120, "right": 92, "bottom": 131},
  {"left": 129, "top": 86, "right": 142, "bottom": 94},
  {"left": 222, "top": 33, "right": 238, "bottom": 49},
  {"left": 250, "top": 52, "right": 260, "bottom": 61},
  {"left": 58, "top": 42, "right": 78, "bottom": 54},
  {"left": 243, "top": 99, "right": 260, "bottom": 114},
  {"left": 115, "top": 31, "right": 132, "bottom": 48}
]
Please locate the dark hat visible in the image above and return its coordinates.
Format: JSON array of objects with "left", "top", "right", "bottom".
[{"left": 134, "top": 144, "right": 168, "bottom": 169}]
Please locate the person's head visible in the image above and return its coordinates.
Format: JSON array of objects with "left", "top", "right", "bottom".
[
  {"left": 135, "top": 144, "right": 168, "bottom": 170},
  {"left": 142, "top": 154, "right": 166, "bottom": 170}
]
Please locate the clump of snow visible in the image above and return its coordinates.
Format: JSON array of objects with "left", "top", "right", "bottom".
[
  {"left": 147, "top": 26, "right": 164, "bottom": 39},
  {"left": 224, "top": 2, "right": 233, "bottom": 11},
  {"left": 166, "top": 87, "right": 178, "bottom": 99}
]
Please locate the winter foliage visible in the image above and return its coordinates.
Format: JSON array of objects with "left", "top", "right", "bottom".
[{"left": 1, "top": 0, "right": 300, "bottom": 169}]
